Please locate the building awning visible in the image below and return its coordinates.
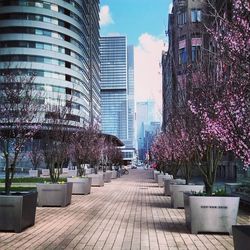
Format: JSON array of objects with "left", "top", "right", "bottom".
[{"left": 101, "top": 133, "right": 124, "bottom": 147}]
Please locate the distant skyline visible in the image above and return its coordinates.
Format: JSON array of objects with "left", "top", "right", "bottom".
[{"left": 100, "top": 0, "right": 172, "bottom": 120}]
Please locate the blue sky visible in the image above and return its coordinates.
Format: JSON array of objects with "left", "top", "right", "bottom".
[
  {"left": 99, "top": 0, "right": 172, "bottom": 119},
  {"left": 100, "top": 0, "right": 171, "bottom": 45}
]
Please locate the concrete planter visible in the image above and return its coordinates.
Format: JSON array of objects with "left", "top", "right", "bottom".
[
  {"left": 37, "top": 182, "right": 73, "bottom": 207},
  {"left": 67, "top": 169, "right": 77, "bottom": 177},
  {"left": 0, "top": 191, "right": 37, "bottom": 233},
  {"left": 154, "top": 171, "right": 160, "bottom": 181},
  {"left": 171, "top": 184, "right": 204, "bottom": 208},
  {"left": 184, "top": 194, "right": 240, "bottom": 234},
  {"left": 88, "top": 173, "right": 104, "bottom": 187},
  {"left": 29, "top": 169, "right": 39, "bottom": 177},
  {"left": 103, "top": 171, "right": 112, "bottom": 183},
  {"left": 67, "top": 177, "right": 92, "bottom": 195},
  {"left": 41, "top": 169, "right": 50, "bottom": 177},
  {"left": 232, "top": 225, "right": 250, "bottom": 250},
  {"left": 111, "top": 170, "right": 117, "bottom": 179},
  {"left": 158, "top": 174, "right": 172, "bottom": 187},
  {"left": 164, "top": 178, "right": 186, "bottom": 196}
]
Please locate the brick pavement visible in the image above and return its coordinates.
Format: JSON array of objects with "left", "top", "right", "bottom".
[{"left": 0, "top": 169, "right": 249, "bottom": 250}]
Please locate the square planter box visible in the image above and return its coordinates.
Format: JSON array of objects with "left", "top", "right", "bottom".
[
  {"left": 67, "top": 177, "right": 92, "bottom": 195},
  {"left": 88, "top": 173, "right": 104, "bottom": 187},
  {"left": 171, "top": 184, "right": 204, "bottom": 208},
  {"left": 85, "top": 168, "right": 92, "bottom": 175},
  {"left": 158, "top": 174, "right": 172, "bottom": 187},
  {"left": 67, "top": 169, "right": 77, "bottom": 177},
  {"left": 232, "top": 225, "right": 250, "bottom": 250},
  {"left": 111, "top": 170, "right": 117, "bottom": 179},
  {"left": 29, "top": 170, "right": 39, "bottom": 177},
  {"left": 103, "top": 171, "right": 112, "bottom": 183},
  {"left": 41, "top": 169, "right": 50, "bottom": 177},
  {"left": 154, "top": 171, "right": 160, "bottom": 182},
  {"left": 164, "top": 178, "right": 186, "bottom": 196},
  {"left": 0, "top": 191, "right": 37, "bottom": 233},
  {"left": 184, "top": 194, "right": 240, "bottom": 234},
  {"left": 37, "top": 182, "right": 73, "bottom": 207}
]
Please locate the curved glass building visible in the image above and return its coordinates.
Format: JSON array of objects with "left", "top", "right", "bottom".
[{"left": 0, "top": 0, "right": 100, "bottom": 125}]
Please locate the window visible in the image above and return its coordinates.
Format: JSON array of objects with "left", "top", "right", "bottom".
[
  {"left": 177, "top": 11, "right": 187, "bottom": 25},
  {"left": 192, "top": 46, "right": 201, "bottom": 62},
  {"left": 179, "top": 48, "right": 187, "bottom": 64},
  {"left": 191, "top": 9, "right": 201, "bottom": 22}
]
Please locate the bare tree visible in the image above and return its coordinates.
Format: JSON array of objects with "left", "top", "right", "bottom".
[
  {"left": 0, "top": 69, "right": 41, "bottom": 194},
  {"left": 28, "top": 141, "right": 44, "bottom": 170},
  {"left": 70, "top": 124, "right": 103, "bottom": 176},
  {"left": 41, "top": 100, "right": 73, "bottom": 183}
]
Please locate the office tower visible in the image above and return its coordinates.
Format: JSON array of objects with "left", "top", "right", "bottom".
[
  {"left": 100, "top": 36, "right": 136, "bottom": 163},
  {"left": 100, "top": 36, "right": 128, "bottom": 142},
  {"left": 136, "top": 100, "right": 157, "bottom": 160},
  {"left": 124, "top": 45, "right": 135, "bottom": 148},
  {"left": 0, "top": 0, "right": 100, "bottom": 125}
]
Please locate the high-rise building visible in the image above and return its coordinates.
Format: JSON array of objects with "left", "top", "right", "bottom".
[
  {"left": 100, "top": 36, "right": 136, "bottom": 163},
  {"left": 136, "top": 100, "right": 158, "bottom": 160},
  {"left": 100, "top": 36, "right": 135, "bottom": 147},
  {"left": 0, "top": 0, "right": 100, "bottom": 125},
  {"left": 162, "top": 0, "right": 206, "bottom": 130},
  {"left": 100, "top": 36, "right": 128, "bottom": 141},
  {"left": 124, "top": 45, "right": 135, "bottom": 148}
]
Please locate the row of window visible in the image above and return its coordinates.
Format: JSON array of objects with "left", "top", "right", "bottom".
[
  {"left": 0, "top": 26, "right": 89, "bottom": 58},
  {"left": 0, "top": 69, "right": 88, "bottom": 91},
  {"left": 0, "top": 41, "right": 87, "bottom": 63},
  {"left": 178, "top": 33, "right": 201, "bottom": 40},
  {"left": 0, "top": 55, "right": 87, "bottom": 79},
  {"left": 178, "top": 46, "right": 201, "bottom": 64},
  {"left": 0, "top": 13, "right": 86, "bottom": 40},
  {"left": 45, "top": 112, "right": 80, "bottom": 122},
  {"left": 33, "top": 84, "right": 82, "bottom": 98},
  {"left": 0, "top": 0, "right": 86, "bottom": 28},
  {"left": 0, "top": 26, "right": 81, "bottom": 47},
  {"left": 177, "top": 9, "right": 202, "bottom": 25}
]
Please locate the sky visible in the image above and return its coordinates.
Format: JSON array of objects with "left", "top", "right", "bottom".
[{"left": 99, "top": 0, "right": 172, "bottom": 120}]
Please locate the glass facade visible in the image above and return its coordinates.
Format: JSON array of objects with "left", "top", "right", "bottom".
[
  {"left": 124, "top": 45, "right": 135, "bottom": 148},
  {"left": 100, "top": 36, "right": 128, "bottom": 142},
  {"left": 0, "top": 0, "right": 100, "bottom": 126}
]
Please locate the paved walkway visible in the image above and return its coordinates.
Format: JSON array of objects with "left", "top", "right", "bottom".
[{"left": 0, "top": 169, "right": 249, "bottom": 250}]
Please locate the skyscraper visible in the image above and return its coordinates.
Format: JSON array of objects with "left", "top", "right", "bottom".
[
  {"left": 136, "top": 100, "right": 157, "bottom": 160},
  {"left": 100, "top": 36, "right": 128, "bottom": 140},
  {"left": 100, "top": 36, "right": 128, "bottom": 142},
  {"left": 100, "top": 36, "right": 135, "bottom": 162},
  {"left": 124, "top": 45, "right": 135, "bottom": 148},
  {"left": 0, "top": 0, "right": 100, "bottom": 125}
]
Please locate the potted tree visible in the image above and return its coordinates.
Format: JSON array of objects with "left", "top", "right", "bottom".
[
  {"left": 0, "top": 69, "right": 40, "bottom": 232},
  {"left": 28, "top": 141, "right": 43, "bottom": 177},
  {"left": 181, "top": 0, "right": 247, "bottom": 232},
  {"left": 37, "top": 102, "right": 73, "bottom": 207},
  {"left": 103, "top": 139, "right": 123, "bottom": 180},
  {"left": 151, "top": 132, "right": 185, "bottom": 195},
  {"left": 83, "top": 124, "right": 104, "bottom": 187},
  {"left": 66, "top": 127, "right": 93, "bottom": 195}
]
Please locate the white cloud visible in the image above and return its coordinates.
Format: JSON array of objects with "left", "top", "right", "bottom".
[
  {"left": 134, "top": 33, "right": 166, "bottom": 120},
  {"left": 99, "top": 5, "right": 114, "bottom": 27}
]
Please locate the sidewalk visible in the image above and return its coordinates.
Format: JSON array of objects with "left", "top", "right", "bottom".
[{"left": 0, "top": 169, "right": 249, "bottom": 250}]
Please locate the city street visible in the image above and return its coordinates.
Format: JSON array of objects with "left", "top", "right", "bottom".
[{"left": 0, "top": 169, "right": 249, "bottom": 250}]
